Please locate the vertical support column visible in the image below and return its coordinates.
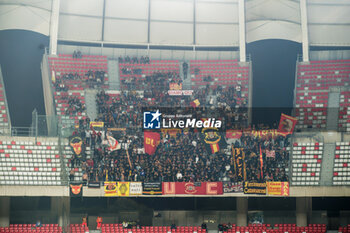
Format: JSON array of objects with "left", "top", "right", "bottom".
[
  {"left": 300, "top": 0, "right": 310, "bottom": 62},
  {"left": 296, "top": 197, "right": 312, "bottom": 226},
  {"left": 147, "top": 0, "right": 151, "bottom": 44},
  {"left": 49, "top": 0, "right": 61, "bottom": 55},
  {"left": 236, "top": 197, "right": 248, "bottom": 227},
  {"left": 193, "top": 0, "right": 196, "bottom": 46},
  {"left": 51, "top": 197, "right": 70, "bottom": 227},
  {"left": 101, "top": 0, "right": 106, "bottom": 41},
  {"left": 0, "top": 197, "right": 10, "bottom": 227},
  {"left": 238, "top": 0, "right": 246, "bottom": 62}
]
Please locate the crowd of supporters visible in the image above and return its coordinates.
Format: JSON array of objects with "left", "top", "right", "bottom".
[
  {"left": 66, "top": 67, "right": 289, "bottom": 184},
  {"left": 66, "top": 96, "right": 85, "bottom": 115},
  {"left": 69, "top": 123, "right": 289, "bottom": 183}
]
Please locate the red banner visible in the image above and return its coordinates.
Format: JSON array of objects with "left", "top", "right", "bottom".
[
  {"left": 278, "top": 113, "right": 297, "bottom": 136},
  {"left": 162, "top": 182, "right": 223, "bottom": 195},
  {"left": 259, "top": 146, "right": 263, "bottom": 179},
  {"left": 144, "top": 132, "right": 161, "bottom": 155},
  {"left": 226, "top": 129, "right": 243, "bottom": 139}
]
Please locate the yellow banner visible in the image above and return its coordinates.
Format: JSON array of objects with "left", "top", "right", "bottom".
[
  {"left": 90, "top": 121, "right": 104, "bottom": 128},
  {"left": 104, "top": 182, "right": 118, "bottom": 196},
  {"left": 267, "top": 182, "right": 289, "bottom": 196},
  {"left": 108, "top": 128, "right": 126, "bottom": 132},
  {"left": 117, "top": 182, "right": 130, "bottom": 196}
]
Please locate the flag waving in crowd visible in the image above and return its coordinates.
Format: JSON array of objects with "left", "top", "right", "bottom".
[
  {"left": 190, "top": 99, "right": 200, "bottom": 108},
  {"left": 202, "top": 127, "right": 227, "bottom": 154},
  {"left": 278, "top": 113, "right": 297, "bottom": 136},
  {"left": 107, "top": 135, "right": 120, "bottom": 151},
  {"left": 144, "top": 131, "right": 161, "bottom": 155}
]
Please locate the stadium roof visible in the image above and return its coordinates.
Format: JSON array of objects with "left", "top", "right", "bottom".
[{"left": 0, "top": 0, "right": 350, "bottom": 61}]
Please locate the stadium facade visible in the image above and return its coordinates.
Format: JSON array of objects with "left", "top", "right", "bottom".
[{"left": 0, "top": 0, "right": 350, "bottom": 232}]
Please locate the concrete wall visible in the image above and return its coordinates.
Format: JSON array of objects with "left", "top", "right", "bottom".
[
  {"left": 152, "top": 211, "right": 235, "bottom": 229},
  {"left": 262, "top": 211, "right": 295, "bottom": 225}
]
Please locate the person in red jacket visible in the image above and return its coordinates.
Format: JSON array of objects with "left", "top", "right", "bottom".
[
  {"left": 96, "top": 216, "right": 102, "bottom": 230},
  {"left": 82, "top": 216, "right": 87, "bottom": 228}
]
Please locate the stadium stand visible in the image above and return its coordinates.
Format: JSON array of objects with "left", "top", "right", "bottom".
[
  {"left": 48, "top": 54, "right": 109, "bottom": 126},
  {"left": 0, "top": 139, "right": 62, "bottom": 185},
  {"left": 189, "top": 60, "right": 249, "bottom": 106},
  {"left": 119, "top": 59, "right": 180, "bottom": 90},
  {"left": 333, "top": 142, "right": 350, "bottom": 185},
  {"left": 338, "top": 91, "right": 350, "bottom": 131},
  {"left": 223, "top": 223, "right": 326, "bottom": 233},
  {"left": 294, "top": 59, "right": 350, "bottom": 130},
  {"left": 69, "top": 224, "right": 89, "bottom": 233},
  {"left": 294, "top": 92, "right": 328, "bottom": 129},
  {"left": 291, "top": 142, "right": 323, "bottom": 186},
  {"left": 0, "top": 224, "right": 63, "bottom": 233},
  {"left": 101, "top": 225, "right": 205, "bottom": 233},
  {"left": 48, "top": 54, "right": 108, "bottom": 90},
  {"left": 339, "top": 225, "right": 350, "bottom": 233}
]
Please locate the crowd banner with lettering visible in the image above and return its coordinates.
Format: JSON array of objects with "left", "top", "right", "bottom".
[
  {"left": 278, "top": 113, "right": 297, "bottom": 136},
  {"left": 162, "top": 182, "right": 223, "bottom": 195},
  {"left": 129, "top": 182, "right": 143, "bottom": 195},
  {"left": 232, "top": 146, "right": 245, "bottom": 181},
  {"left": 267, "top": 182, "right": 289, "bottom": 196},
  {"left": 142, "top": 182, "right": 162, "bottom": 195},
  {"left": 90, "top": 121, "right": 105, "bottom": 131},
  {"left": 107, "top": 128, "right": 127, "bottom": 132},
  {"left": 223, "top": 182, "right": 243, "bottom": 193},
  {"left": 168, "top": 90, "right": 193, "bottom": 96},
  {"left": 226, "top": 129, "right": 284, "bottom": 139},
  {"left": 117, "top": 182, "right": 130, "bottom": 196},
  {"left": 243, "top": 182, "right": 267, "bottom": 195},
  {"left": 144, "top": 132, "right": 161, "bottom": 155},
  {"left": 247, "top": 129, "right": 280, "bottom": 139},
  {"left": 104, "top": 181, "right": 118, "bottom": 196}
]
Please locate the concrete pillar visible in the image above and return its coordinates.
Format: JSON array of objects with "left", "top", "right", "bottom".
[
  {"left": 49, "top": 0, "right": 61, "bottom": 55},
  {"left": 0, "top": 197, "right": 10, "bottom": 227},
  {"left": 51, "top": 197, "right": 70, "bottom": 227},
  {"left": 236, "top": 197, "right": 248, "bottom": 227},
  {"left": 296, "top": 197, "right": 312, "bottom": 227},
  {"left": 300, "top": 0, "right": 310, "bottom": 62},
  {"left": 238, "top": 0, "right": 247, "bottom": 62}
]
